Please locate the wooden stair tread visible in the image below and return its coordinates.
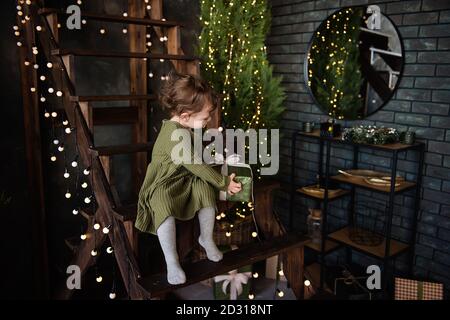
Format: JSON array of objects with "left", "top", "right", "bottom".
[
  {"left": 92, "top": 142, "right": 154, "bottom": 156},
  {"left": 138, "top": 233, "right": 309, "bottom": 298},
  {"left": 38, "top": 8, "right": 184, "bottom": 27},
  {"left": 53, "top": 49, "right": 198, "bottom": 61},
  {"left": 70, "top": 94, "right": 156, "bottom": 102}
]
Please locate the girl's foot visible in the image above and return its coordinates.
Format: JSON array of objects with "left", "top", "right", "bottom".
[
  {"left": 167, "top": 262, "right": 186, "bottom": 285},
  {"left": 198, "top": 236, "right": 223, "bottom": 262}
]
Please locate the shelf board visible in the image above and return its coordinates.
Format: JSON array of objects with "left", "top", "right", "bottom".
[
  {"left": 296, "top": 185, "right": 350, "bottom": 201},
  {"left": 305, "top": 239, "right": 340, "bottom": 253},
  {"left": 296, "top": 129, "right": 422, "bottom": 151},
  {"left": 328, "top": 227, "right": 409, "bottom": 259},
  {"left": 331, "top": 174, "right": 416, "bottom": 194}
]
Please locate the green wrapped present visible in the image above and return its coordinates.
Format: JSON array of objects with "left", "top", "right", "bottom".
[
  {"left": 217, "top": 154, "right": 253, "bottom": 203},
  {"left": 213, "top": 245, "right": 253, "bottom": 300}
]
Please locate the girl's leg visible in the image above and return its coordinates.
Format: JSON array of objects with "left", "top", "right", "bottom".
[
  {"left": 156, "top": 216, "right": 186, "bottom": 285},
  {"left": 198, "top": 207, "right": 223, "bottom": 262}
]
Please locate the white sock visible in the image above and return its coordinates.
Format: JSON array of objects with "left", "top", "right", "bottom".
[
  {"left": 198, "top": 207, "right": 223, "bottom": 262},
  {"left": 156, "top": 216, "right": 186, "bottom": 285}
]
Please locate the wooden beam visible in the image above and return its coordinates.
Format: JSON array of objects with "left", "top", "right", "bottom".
[{"left": 129, "top": 0, "right": 148, "bottom": 199}]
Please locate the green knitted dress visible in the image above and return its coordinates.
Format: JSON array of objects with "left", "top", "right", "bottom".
[{"left": 135, "top": 119, "right": 230, "bottom": 235}]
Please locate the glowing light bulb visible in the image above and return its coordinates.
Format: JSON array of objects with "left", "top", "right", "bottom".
[
  {"left": 93, "top": 223, "right": 100, "bottom": 230},
  {"left": 65, "top": 191, "right": 71, "bottom": 199},
  {"left": 163, "top": 36, "right": 168, "bottom": 41},
  {"left": 159, "top": 58, "right": 164, "bottom": 62},
  {"left": 58, "top": 145, "right": 64, "bottom": 152},
  {"left": 50, "top": 155, "right": 57, "bottom": 162},
  {"left": 82, "top": 19, "right": 86, "bottom": 25},
  {"left": 216, "top": 215, "right": 221, "bottom": 220},
  {"left": 248, "top": 294, "right": 254, "bottom": 299},
  {"left": 24, "top": 60, "right": 30, "bottom": 66},
  {"left": 51, "top": 111, "right": 57, "bottom": 118},
  {"left": 277, "top": 290, "right": 284, "bottom": 298},
  {"left": 146, "top": 5, "right": 151, "bottom": 10},
  {"left": 36, "top": 26, "right": 42, "bottom": 31},
  {"left": 96, "top": 276, "right": 102, "bottom": 283},
  {"left": 83, "top": 168, "right": 90, "bottom": 175},
  {"left": 106, "top": 247, "right": 113, "bottom": 254},
  {"left": 146, "top": 41, "right": 152, "bottom": 47},
  {"left": 30, "top": 87, "right": 36, "bottom": 92},
  {"left": 279, "top": 270, "right": 284, "bottom": 276},
  {"left": 80, "top": 234, "right": 87, "bottom": 240},
  {"left": 146, "top": 34, "right": 151, "bottom": 38},
  {"left": 148, "top": 72, "right": 153, "bottom": 78},
  {"left": 81, "top": 182, "right": 88, "bottom": 189},
  {"left": 252, "top": 232, "right": 258, "bottom": 238},
  {"left": 63, "top": 120, "right": 69, "bottom": 126},
  {"left": 48, "top": 87, "right": 54, "bottom": 93},
  {"left": 225, "top": 231, "right": 231, "bottom": 237},
  {"left": 253, "top": 272, "right": 259, "bottom": 278},
  {"left": 47, "top": 62, "right": 53, "bottom": 68},
  {"left": 13, "top": 25, "right": 18, "bottom": 30},
  {"left": 90, "top": 249, "right": 97, "bottom": 256},
  {"left": 44, "top": 111, "right": 50, "bottom": 118},
  {"left": 65, "top": 127, "right": 71, "bottom": 134},
  {"left": 64, "top": 171, "right": 70, "bottom": 179},
  {"left": 102, "top": 227, "right": 109, "bottom": 234},
  {"left": 123, "top": 12, "right": 128, "bottom": 17},
  {"left": 56, "top": 91, "right": 63, "bottom": 97},
  {"left": 33, "top": 64, "right": 39, "bottom": 69},
  {"left": 304, "top": 279, "right": 311, "bottom": 287},
  {"left": 220, "top": 212, "right": 226, "bottom": 218},
  {"left": 71, "top": 160, "right": 77, "bottom": 167},
  {"left": 84, "top": 196, "right": 91, "bottom": 204},
  {"left": 40, "top": 96, "right": 46, "bottom": 102},
  {"left": 72, "top": 209, "right": 78, "bottom": 215},
  {"left": 77, "top": 0, "right": 82, "bottom": 5},
  {"left": 100, "top": 28, "right": 106, "bottom": 34},
  {"left": 122, "top": 28, "right": 127, "bottom": 34},
  {"left": 14, "top": 31, "right": 20, "bottom": 36},
  {"left": 109, "top": 293, "right": 116, "bottom": 299},
  {"left": 40, "top": 75, "right": 46, "bottom": 81}
]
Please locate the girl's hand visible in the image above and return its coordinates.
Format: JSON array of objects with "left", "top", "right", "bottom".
[{"left": 227, "top": 173, "right": 242, "bottom": 195}]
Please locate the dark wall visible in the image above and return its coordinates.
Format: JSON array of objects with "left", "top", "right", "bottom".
[
  {"left": 268, "top": 0, "right": 450, "bottom": 290},
  {"left": 0, "top": 0, "right": 34, "bottom": 298}
]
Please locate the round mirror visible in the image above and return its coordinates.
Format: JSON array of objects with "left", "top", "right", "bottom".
[{"left": 305, "top": 6, "right": 404, "bottom": 120}]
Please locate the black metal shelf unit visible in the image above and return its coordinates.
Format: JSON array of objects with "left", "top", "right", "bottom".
[{"left": 288, "top": 129, "right": 425, "bottom": 297}]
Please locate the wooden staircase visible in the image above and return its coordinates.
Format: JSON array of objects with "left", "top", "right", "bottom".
[{"left": 20, "top": 0, "right": 308, "bottom": 300}]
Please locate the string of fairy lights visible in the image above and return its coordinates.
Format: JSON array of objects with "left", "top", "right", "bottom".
[
  {"left": 13, "top": 0, "right": 169, "bottom": 300},
  {"left": 15, "top": 0, "right": 312, "bottom": 300}
]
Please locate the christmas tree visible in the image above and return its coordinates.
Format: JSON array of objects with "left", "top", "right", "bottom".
[{"left": 196, "top": 0, "right": 285, "bottom": 131}]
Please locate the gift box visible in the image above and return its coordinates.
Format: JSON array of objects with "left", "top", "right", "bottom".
[
  {"left": 215, "top": 154, "right": 253, "bottom": 203},
  {"left": 395, "top": 277, "right": 444, "bottom": 300},
  {"left": 213, "top": 245, "right": 253, "bottom": 300}
]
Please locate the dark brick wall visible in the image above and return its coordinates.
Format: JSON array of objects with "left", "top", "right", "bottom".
[{"left": 268, "top": 0, "right": 450, "bottom": 290}]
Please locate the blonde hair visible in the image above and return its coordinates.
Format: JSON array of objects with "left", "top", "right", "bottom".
[{"left": 158, "top": 71, "right": 220, "bottom": 116}]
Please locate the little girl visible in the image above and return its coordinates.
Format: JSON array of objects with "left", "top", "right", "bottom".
[{"left": 135, "top": 72, "right": 242, "bottom": 285}]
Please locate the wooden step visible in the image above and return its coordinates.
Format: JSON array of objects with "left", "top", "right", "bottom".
[
  {"left": 113, "top": 204, "right": 137, "bottom": 221},
  {"left": 93, "top": 107, "right": 139, "bottom": 125},
  {"left": 138, "top": 233, "right": 309, "bottom": 298},
  {"left": 52, "top": 49, "right": 198, "bottom": 61},
  {"left": 70, "top": 95, "right": 156, "bottom": 102},
  {"left": 38, "top": 8, "right": 184, "bottom": 27},
  {"left": 91, "top": 142, "right": 154, "bottom": 156}
]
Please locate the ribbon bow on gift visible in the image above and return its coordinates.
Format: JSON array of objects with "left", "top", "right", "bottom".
[{"left": 214, "top": 269, "right": 252, "bottom": 300}]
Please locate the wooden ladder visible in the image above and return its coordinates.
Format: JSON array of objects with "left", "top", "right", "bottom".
[{"left": 22, "top": 0, "right": 308, "bottom": 300}]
